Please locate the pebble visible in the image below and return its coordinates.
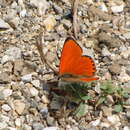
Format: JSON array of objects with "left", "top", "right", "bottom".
[
  {"left": 22, "top": 124, "right": 32, "bottom": 130},
  {"left": 2, "top": 104, "right": 11, "bottom": 111},
  {"left": 44, "top": 15, "right": 56, "bottom": 31},
  {"left": 3, "top": 89, "right": 12, "bottom": 98},
  {"left": 30, "top": 0, "right": 49, "bottom": 16},
  {"left": 29, "top": 86, "right": 39, "bottom": 97},
  {"left": 91, "top": 119, "right": 100, "bottom": 126},
  {"left": 1, "top": 47, "right": 22, "bottom": 64},
  {"left": 43, "top": 127, "right": 59, "bottom": 130},
  {"left": 31, "top": 80, "right": 40, "bottom": 88},
  {"left": 0, "top": 72, "right": 11, "bottom": 83},
  {"left": 21, "top": 74, "right": 32, "bottom": 82},
  {"left": 0, "top": 18, "right": 11, "bottom": 30},
  {"left": 111, "top": 4, "right": 124, "bottom": 13},
  {"left": 40, "top": 107, "right": 48, "bottom": 118},
  {"left": 14, "top": 100, "right": 25, "bottom": 115},
  {"left": 107, "top": 115, "right": 120, "bottom": 126},
  {"left": 0, "top": 122, "right": 7, "bottom": 129},
  {"left": 119, "top": 67, "right": 130, "bottom": 82},
  {"left": 47, "top": 116, "right": 55, "bottom": 126},
  {"left": 41, "top": 95, "right": 49, "bottom": 104},
  {"left": 101, "top": 46, "right": 111, "bottom": 56},
  {"left": 15, "top": 118, "right": 21, "bottom": 127},
  {"left": 109, "top": 63, "right": 121, "bottom": 75},
  {"left": 32, "top": 122, "right": 44, "bottom": 130}
]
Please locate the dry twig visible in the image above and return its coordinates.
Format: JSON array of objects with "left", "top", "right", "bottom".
[
  {"left": 72, "top": 0, "right": 79, "bottom": 39},
  {"left": 35, "top": 33, "right": 58, "bottom": 74}
]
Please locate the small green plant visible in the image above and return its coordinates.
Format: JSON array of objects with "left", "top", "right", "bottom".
[{"left": 57, "top": 80, "right": 130, "bottom": 117}]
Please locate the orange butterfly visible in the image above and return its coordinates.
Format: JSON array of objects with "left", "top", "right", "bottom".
[{"left": 59, "top": 37, "right": 98, "bottom": 82}]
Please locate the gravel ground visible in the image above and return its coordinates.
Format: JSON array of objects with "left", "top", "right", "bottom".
[{"left": 0, "top": 0, "right": 130, "bottom": 130}]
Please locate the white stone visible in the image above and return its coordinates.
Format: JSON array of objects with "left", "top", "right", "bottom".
[
  {"left": 111, "top": 4, "right": 124, "bottom": 13},
  {"left": 107, "top": 115, "right": 120, "bottom": 125},
  {"left": 123, "top": 126, "right": 130, "bottom": 130},
  {"left": 2, "top": 47, "right": 21, "bottom": 64},
  {"left": 8, "top": 127, "right": 17, "bottom": 130},
  {"left": 15, "top": 118, "right": 21, "bottom": 127},
  {"left": 2, "top": 104, "right": 11, "bottom": 111},
  {"left": 0, "top": 18, "right": 11, "bottom": 29},
  {"left": 41, "top": 95, "right": 49, "bottom": 104},
  {"left": 91, "top": 119, "right": 100, "bottom": 126},
  {"left": 21, "top": 74, "right": 32, "bottom": 82},
  {"left": 0, "top": 122, "right": 7, "bottom": 129},
  {"left": 29, "top": 87, "right": 39, "bottom": 97},
  {"left": 43, "top": 127, "right": 59, "bottom": 130},
  {"left": 3, "top": 89, "right": 12, "bottom": 98},
  {"left": 102, "top": 46, "right": 111, "bottom": 56},
  {"left": 31, "top": 80, "right": 40, "bottom": 88},
  {"left": 30, "top": 0, "right": 49, "bottom": 16},
  {"left": 14, "top": 100, "right": 25, "bottom": 115},
  {"left": 44, "top": 15, "right": 56, "bottom": 31}
]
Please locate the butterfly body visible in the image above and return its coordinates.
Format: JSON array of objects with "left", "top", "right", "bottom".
[{"left": 59, "top": 37, "right": 98, "bottom": 82}]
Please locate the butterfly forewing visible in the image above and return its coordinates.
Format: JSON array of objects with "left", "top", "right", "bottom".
[{"left": 59, "top": 37, "right": 98, "bottom": 82}]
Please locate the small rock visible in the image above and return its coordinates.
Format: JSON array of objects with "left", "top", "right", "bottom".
[
  {"left": 22, "top": 124, "right": 32, "bottom": 130},
  {"left": 100, "top": 122, "right": 110, "bottom": 128},
  {"left": 40, "top": 107, "right": 48, "bottom": 118},
  {"left": 29, "top": 86, "right": 39, "bottom": 97},
  {"left": 30, "top": 0, "right": 49, "bottom": 16},
  {"left": 53, "top": 4, "right": 63, "bottom": 14},
  {"left": 47, "top": 116, "right": 55, "bottom": 126},
  {"left": 102, "top": 46, "right": 111, "bottom": 56},
  {"left": 1, "top": 47, "right": 21, "bottom": 64},
  {"left": 0, "top": 72, "right": 11, "bottom": 83},
  {"left": 0, "top": 18, "right": 11, "bottom": 30},
  {"left": 2, "top": 89, "right": 12, "bottom": 98},
  {"left": 2, "top": 104, "right": 11, "bottom": 111},
  {"left": 31, "top": 80, "right": 40, "bottom": 88},
  {"left": 0, "top": 122, "right": 7, "bottom": 129},
  {"left": 91, "top": 119, "right": 100, "bottom": 126},
  {"left": 43, "top": 127, "right": 59, "bottom": 130},
  {"left": 21, "top": 74, "right": 32, "bottom": 82},
  {"left": 109, "top": 63, "right": 121, "bottom": 75},
  {"left": 123, "top": 33, "right": 130, "bottom": 39},
  {"left": 107, "top": 115, "right": 120, "bottom": 125},
  {"left": 41, "top": 95, "right": 49, "bottom": 104},
  {"left": 98, "top": 3, "right": 108, "bottom": 12},
  {"left": 121, "top": 48, "right": 130, "bottom": 59},
  {"left": 123, "top": 126, "right": 130, "bottom": 130},
  {"left": 101, "top": 106, "right": 112, "bottom": 116},
  {"left": 111, "top": 4, "right": 124, "bottom": 13},
  {"left": 15, "top": 118, "right": 21, "bottom": 127},
  {"left": 119, "top": 67, "right": 130, "bottom": 82},
  {"left": 61, "top": 19, "right": 72, "bottom": 29},
  {"left": 14, "top": 100, "right": 25, "bottom": 115},
  {"left": 44, "top": 15, "right": 56, "bottom": 31},
  {"left": 32, "top": 122, "right": 44, "bottom": 130}
]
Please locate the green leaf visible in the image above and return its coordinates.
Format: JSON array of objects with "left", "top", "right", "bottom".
[
  {"left": 74, "top": 102, "right": 88, "bottom": 118},
  {"left": 96, "top": 97, "right": 106, "bottom": 107},
  {"left": 81, "top": 95, "right": 92, "bottom": 101},
  {"left": 114, "top": 105, "right": 122, "bottom": 113},
  {"left": 122, "top": 92, "right": 130, "bottom": 98}
]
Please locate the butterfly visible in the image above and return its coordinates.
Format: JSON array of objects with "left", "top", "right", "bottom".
[{"left": 59, "top": 37, "right": 98, "bottom": 82}]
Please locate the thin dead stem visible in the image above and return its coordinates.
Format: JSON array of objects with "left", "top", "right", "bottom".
[
  {"left": 72, "top": 0, "right": 79, "bottom": 39},
  {"left": 35, "top": 33, "right": 58, "bottom": 74}
]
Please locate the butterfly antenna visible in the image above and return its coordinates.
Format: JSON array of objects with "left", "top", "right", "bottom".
[{"left": 35, "top": 32, "right": 58, "bottom": 75}]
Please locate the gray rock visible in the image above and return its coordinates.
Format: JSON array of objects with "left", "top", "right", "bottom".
[
  {"left": 32, "top": 122, "right": 44, "bottom": 130},
  {"left": 43, "top": 127, "right": 59, "bottom": 130},
  {"left": 21, "top": 74, "right": 32, "bottom": 82},
  {"left": 0, "top": 18, "right": 11, "bottom": 29},
  {"left": 1, "top": 47, "right": 21, "bottom": 64}
]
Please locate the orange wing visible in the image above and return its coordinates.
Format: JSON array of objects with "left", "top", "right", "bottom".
[{"left": 59, "top": 37, "right": 98, "bottom": 82}]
